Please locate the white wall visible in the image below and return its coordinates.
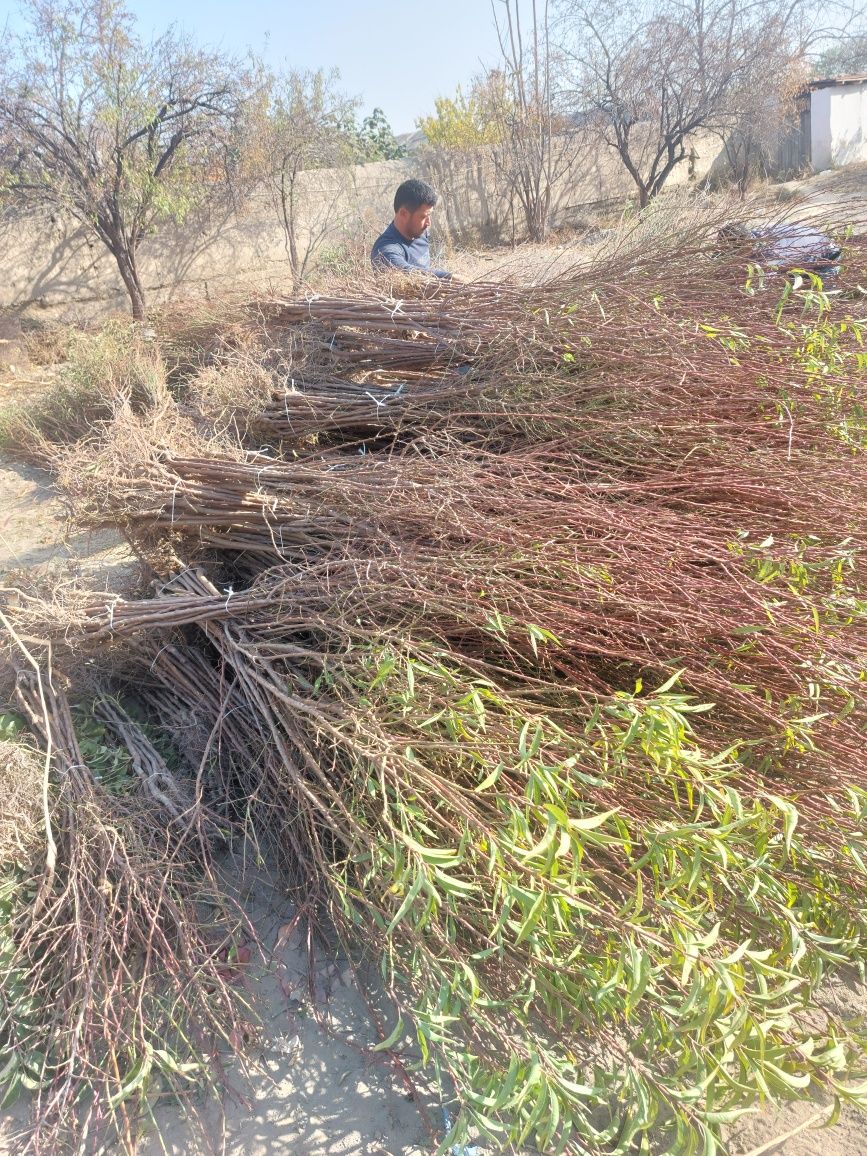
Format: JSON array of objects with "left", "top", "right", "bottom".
[
  {"left": 830, "top": 82, "right": 867, "bottom": 166},
  {"left": 810, "top": 87, "right": 832, "bottom": 170},
  {"left": 811, "top": 82, "right": 867, "bottom": 170}
]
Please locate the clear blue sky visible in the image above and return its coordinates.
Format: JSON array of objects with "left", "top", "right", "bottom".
[{"left": 121, "top": 0, "right": 503, "bottom": 134}]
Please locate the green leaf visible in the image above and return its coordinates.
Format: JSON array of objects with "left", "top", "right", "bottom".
[
  {"left": 569, "top": 807, "right": 620, "bottom": 832},
  {"left": 372, "top": 1017, "right": 405, "bottom": 1052},
  {"left": 519, "top": 815, "right": 560, "bottom": 862},
  {"left": 652, "top": 669, "right": 686, "bottom": 696},
  {"left": 764, "top": 1062, "right": 811, "bottom": 1089},
  {"left": 474, "top": 762, "right": 504, "bottom": 793},
  {"left": 109, "top": 1047, "right": 153, "bottom": 1108},
  {"left": 386, "top": 873, "right": 426, "bottom": 935},
  {"left": 703, "top": 1106, "right": 758, "bottom": 1125},
  {"left": 0, "top": 1072, "right": 21, "bottom": 1109},
  {"left": 514, "top": 890, "right": 546, "bottom": 945},
  {"left": 765, "top": 794, "right": 799, "bottom": 858},
  {"left": 396, "top": 831, "right": 460, "bottom": 865}
]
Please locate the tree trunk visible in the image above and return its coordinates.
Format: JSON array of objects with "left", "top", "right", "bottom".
[
  {"left": 289, "top": 217, "right": 301, "bottom": 292},
  {"left": 112, "top": 244, "right": 147, "bottom": 321},
  {"left": 616, "top": 142, "right": 651, "bottom": 209},
  {"left": 522, "top": 188, "right": 548, "bottom": 243},
  {"left": 279, "top": 169, "right": 301, "bottom": 291}
]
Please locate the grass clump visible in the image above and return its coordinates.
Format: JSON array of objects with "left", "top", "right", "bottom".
[{"left": 0, "top": 321, "right": 171, "bottom": 462}]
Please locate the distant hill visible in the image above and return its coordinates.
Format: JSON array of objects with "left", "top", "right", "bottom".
[{"left": 395, "top": 129, "right": 427, "bottom": 155}]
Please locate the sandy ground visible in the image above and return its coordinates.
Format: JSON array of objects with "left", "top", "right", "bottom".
[
  {"left": 0, "top": 325, "right": 131, "bottom": 583},
  {"left": 0, "top": 457, "right": 130, "bottom": 579},
  {"left": 1, "top": 169, "right": 867, "bottom": 1154},
  {"left": 135, "top": 863, "right": 438, "bottom": 1156}
]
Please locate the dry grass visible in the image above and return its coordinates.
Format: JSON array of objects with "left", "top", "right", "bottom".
[{"left": 0, "top": 737, "right": 42, "bottom": 861}]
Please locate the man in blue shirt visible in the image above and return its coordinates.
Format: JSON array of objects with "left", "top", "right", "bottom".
[{"left": 371, "top": 179, "right": 451, "bottom": 279}]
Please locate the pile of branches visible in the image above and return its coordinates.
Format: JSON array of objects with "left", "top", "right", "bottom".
[
  {"left": 3, "top": 217, "right": 867, "bottom": 1154},
  {"left": 0, "top": 627, "right": 252, "bottom": 1155}
]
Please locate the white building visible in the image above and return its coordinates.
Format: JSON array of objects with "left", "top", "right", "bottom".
[{"left": 806, "top": 75, "right": 867, "bottom": 170}]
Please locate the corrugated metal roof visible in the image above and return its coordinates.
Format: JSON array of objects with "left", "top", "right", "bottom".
[{"left": 808, "top": 74, "right": 867, "bottom": 89}]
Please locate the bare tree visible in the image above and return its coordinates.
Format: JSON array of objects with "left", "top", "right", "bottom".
[
  {"left": 0, "top": 0, "right": 250, "bottom": 319},
  {"left": 489, "top": 1, "right": 577, "bottom": 242},
  {"left": 559, "top": 0, "right": 857, "bottom": 207},
  {"left": 720, "top": 56, "right": 808, "bottom": 195},
  {"left": 252, "top": 69, "right": 360, "bottom": 290}
]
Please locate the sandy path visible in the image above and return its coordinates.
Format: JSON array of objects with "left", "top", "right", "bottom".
[{"left": 0, "top": 457, "right": 130, "bottom": 578}]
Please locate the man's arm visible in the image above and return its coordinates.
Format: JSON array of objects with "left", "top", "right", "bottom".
[
  {"left": 372, "top": 240, "right": 451, "bottom": 280},
  {"left": 371, "top": 240, "right": 416, "bottom": 272}
]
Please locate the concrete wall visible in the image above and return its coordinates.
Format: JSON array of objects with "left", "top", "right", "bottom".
[
  {"left": 811, "top": 83, "right": 867, "bottom": 171},
  {"left": 0, "top": 161, "right": 414, "bottom": 320},
  {"left": 830, "top": 82, "right": 867, "bottom": 166},
  {"left": 0, "top": 131, "right": 722, "bottom": 319},
  {"left": 810, "top": 88, "right": 833, "bottom": 171}
]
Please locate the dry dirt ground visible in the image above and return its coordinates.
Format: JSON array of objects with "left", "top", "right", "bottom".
[
  {"left": 1, "top": 169, "right": 867, "bottom": 1155},
  {"left": 0, "top": 456, "right": 129, "bottom": 580}
]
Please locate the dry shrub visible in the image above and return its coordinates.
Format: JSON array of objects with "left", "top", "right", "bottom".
[
  {"left": 306, "top": 233, "right": 373, "bottom": 291},
  {"left": 149, "top": 293, "right": 263, "bottom": 383},
  {"left": 184, "top": 357, "right": 279, "bottom": 443},
  {"left": 20, "top": 322, "right": 84, "bottom": 369}
]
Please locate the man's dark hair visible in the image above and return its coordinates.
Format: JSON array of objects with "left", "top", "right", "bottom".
[
  {"left": 394, "top": 179, "right": 438, "bottom": 213},
  {"left": 718, "top": 221, "right": 753, "bottom": 244}
]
